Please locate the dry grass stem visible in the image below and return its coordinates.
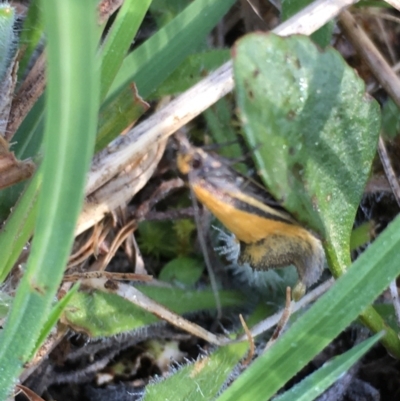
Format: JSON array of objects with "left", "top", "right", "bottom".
[{"left": 339, "top": 10, "right": 400, "bottom": 108}]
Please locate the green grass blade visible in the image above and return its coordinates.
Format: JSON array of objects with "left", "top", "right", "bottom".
[
  {"left": 99, "top": 0, "right": 151, "bottom": 101},
  {"left": 109, "top": 0, "right": 236, "bottom": 99},
  {"left": 31, "top": 282, "right": 80, "bottom": 358},
  {"left": 0, "top": 171, "right": 40, "bottom": 282},
  {"left": 274, "top": 333, "right": 383, "bottom": 401},
  {"left": 96, "top": 0, "right": 235, "bottom": 151},
  {"left": 0, "top": 1, "right": 99, "bottom": 398},
  {"left": 216, "top": 215, "right": 400, "bottom": 401}
]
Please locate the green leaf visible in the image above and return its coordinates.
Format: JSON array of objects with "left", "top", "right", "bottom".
[
  {"left": 0, "top": 1, "right": 100, "bottom": 398},
  {"left": 203, "top": 97, "right": 246, "bottom": 174},
  {"left": 63, "top": 286, "right": 245, "bottom": 338},
  {"left": 274, "top": 332, "right": 383, "bottom": 401},
  {"left": 233, "top": 33, "right": 380, "bottom": 275},
  {"left": 382, "top": 98, "right": 400, "bottom": 138},
  {"left": 216, "top": 215, "right": 400, "bottom": 401},
  {"left": 0, "top": 291, "right": 13, "bottom": 320},
  {"left": 373, "top": 304, "right": 399, "bottom": 332},
  {"left": 144, "top": 342, "right": 248, "bottom": 401},
  {"left": 150, "top": 50, "right": 230, "bottom": 99},
  {"left": 281, "top": 0, "right": 334, "bottom": 48},
  {"left": 350, "top": 222, "right": 373, "bottom": 251},
  {"left": 159, "top": 257, "right": 204, "bottom": 286}
]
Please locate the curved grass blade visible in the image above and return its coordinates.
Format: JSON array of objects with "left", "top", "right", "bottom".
[
  {"left": 274, "top": 332, "right": 383, "bottom": 401},
  {"left": 0, "top": 1, "right": 100, "bottom": 398},
  {"left": 99, "top": 0, "right": 151, "bottom": 101}
]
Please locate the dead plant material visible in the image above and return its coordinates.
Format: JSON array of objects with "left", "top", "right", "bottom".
[
  {"left": 86, "top": 219, "right": 137, "bottom": 272},
  {"left": 0, "top": 135, "right": 35, "bottom": 189},
  {"left": 239, "top": 314, "right": 254, "bottom": 366},
  {"left": 0, "top": 56, "right": 36, "bottom": 188},
  {"left": 133, "top": 178, "right": 186, "bottom": 220},
  {"left": 0, "top": 55, "right": 18, "bottom": 135},
  {"left": 98, "top": 0, "right": 124, "bottom": 25},
  {"left": 67, "top": 220, "right": 112, "bottom": 270},
  {"left": 6, "top": 51, "right": 46, "bottom": 140},
  {"left": 77, "top": 140, "right": 167, "bottom": 236},
  {"left": 15, "top": 384, "right": 46, "bottom": 401},
  {"left": 264, "top": 287, "right": 293, "bottom": 351},
  {"left": 63, "top": 271, "right": 152, "bottom": 283},
  {"left": 378, "top": 136, "right": 400, "bottom": 207},
  {"left": 339, "top": 10, "right": 400, "bottom": 109}
]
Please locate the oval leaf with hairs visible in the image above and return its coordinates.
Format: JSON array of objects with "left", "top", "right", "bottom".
[{"left": 233, "top": 33, "right": 380, "bottom": 272}]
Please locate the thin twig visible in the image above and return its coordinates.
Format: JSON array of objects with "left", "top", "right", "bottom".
[
  {"left": 376, "top": 136, "right": 400, "bottom": 326},
  {"left": 377, "top": 136, "right": 400, "bottom": 207},
  {"left": 63, "top": 271, "right": 152, "bottom": 282},
  {"left": 339, "top": 10, "right": 400, "bottom": 109},
  {"left": 89, "top": 219, "right": 137, "bottom": 272},
  {"left": 134, "top": 178, "right": 186, "bottom": 221},
  {"left": 389, "top": 280, "right": 400, "bottom": 327},
  {"left": 239, "top": 314, "right": 255, "bottom": 365},
  {"left": 264, "top": 287, "right": 293, "bottom": 351}
]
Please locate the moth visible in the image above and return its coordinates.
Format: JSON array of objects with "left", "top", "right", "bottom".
[{"left": 177, "top": 137, "right": 324, "bottom": 300}]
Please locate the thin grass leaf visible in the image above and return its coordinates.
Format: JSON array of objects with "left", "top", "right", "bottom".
[
  {"left": 0, "top": 1, "right": 100, "bottom": 398},
  {"left": 99, "top": 0, "right": 151, "bottom": 101},
  {"left": 274, "top": 332, "right": 383, "bottom": 401},
  {"left": 31, "top": 282, "right": 80, "bottom": 358},
  {"left": 0, "top": 171, "right": 40, "bottom": 282}
]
